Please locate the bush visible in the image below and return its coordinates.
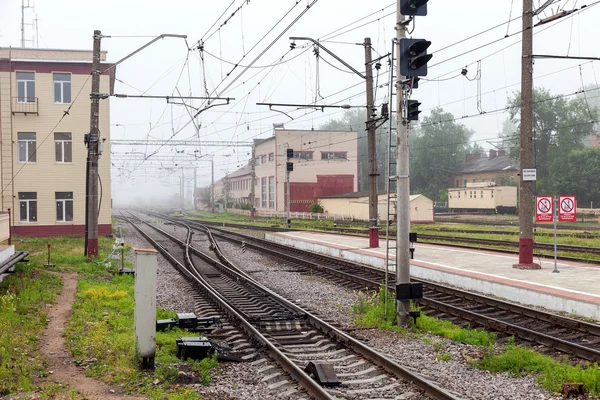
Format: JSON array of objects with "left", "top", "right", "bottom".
[{"left": 309, "top": 201, "right": 324, "bottom": 214}]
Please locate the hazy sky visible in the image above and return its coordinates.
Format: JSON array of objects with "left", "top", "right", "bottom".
[{"left": 1, "top": 0, "right": 598, "bottom": 203}]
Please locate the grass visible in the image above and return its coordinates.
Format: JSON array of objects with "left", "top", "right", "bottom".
[
  {"left": 352, "top": 286, "right": 600, "bottom": 397},
  {"left": 0, "top": 262, "right": 62, "bottom": 395},
  {"left": 0, "top": 235, "right": 219, "bottom": 399},
  {"left": 477, "top": 340, "right": 600, "bottom": 397}
]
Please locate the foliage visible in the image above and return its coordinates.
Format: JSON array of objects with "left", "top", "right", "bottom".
[
  {"left": 553, "top": 147, "right": 600, "bottom": 206},
  {"left": 309, "top": 201, "right": 324, "bottom": 214},
  {"left": 321, "top": 108, "right": 394, "bottom": 192},
  {"left": 505, "top": 87, "right": 598, "bottom": 197},
  {"left": 477, "top": 341, "right": 600, "bottom": 396},
  {"left": 409, "top": 108, "right": 474, "bottom": 201},
  {"left": 196, "top": 186, "right": 213, "bottom": 207},
  {"left": 415, "top": 314, "right": 496, "bottom": 347}
]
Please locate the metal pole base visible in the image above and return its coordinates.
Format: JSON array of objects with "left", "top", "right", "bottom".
[
  {"left": 369, "top": 227, "right": 379, "bottom": 248},
  {"left": 513, "top": 238, "right": 541, "bottom": 269}
]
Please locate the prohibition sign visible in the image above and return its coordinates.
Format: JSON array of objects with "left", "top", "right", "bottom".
[
  {"left": 560, "top": 198, "right": 574, "bottom": 213},
  {"left": 538, "top": 198, "right": 551, "bottom": 213}
]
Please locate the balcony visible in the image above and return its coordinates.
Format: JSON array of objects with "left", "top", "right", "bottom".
[{"left": 12, "top": 97, "right": 38, "bottom": 115}]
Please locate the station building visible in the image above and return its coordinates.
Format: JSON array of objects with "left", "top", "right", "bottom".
[
  {"left": 450, "top": 149, "right": 519, "bottom": 188},
  {"left": 0, "top": 47, "right": 113, "bottom": 236}
]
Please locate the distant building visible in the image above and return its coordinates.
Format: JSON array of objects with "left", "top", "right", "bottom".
[
  {"left": 448, "top": 183, "right": 517, "bottom": 214},
  {"left": 318, "top": 192, "right": 434, "bottom": 223},
  {"left": 254, "top": 129, "right": 358, "bottom": 212},
  {"left": 195, "top": 129, "right": 359, "bottom": 212},
  {"left": 450, "top": 150, "right": 519, "bottom": 188},
  {"left": 0, "top": 47, "right": 114, "bottom": 236}
]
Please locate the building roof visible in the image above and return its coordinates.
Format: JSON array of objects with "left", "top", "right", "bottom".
[
  {"left": 452, "top": 155, "right": 518, "bottom": 174},
  {"left": 227, "top": 163, "right": 252, "bottom": 179},
  {"left": 318, "top": 191, "right": 427, "bottom": 201}
]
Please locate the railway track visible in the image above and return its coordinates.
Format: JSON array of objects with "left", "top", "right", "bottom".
[
  {"left": 168, "top": 215, "right": 600, "bottom": 364},
  {"left": 122, "top": 212, "right": 458, "bottom": 400},
  {"left": 180, "top": 215, "right": 600, "bottom": 262}
]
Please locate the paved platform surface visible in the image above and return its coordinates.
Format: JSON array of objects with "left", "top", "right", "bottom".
[{"left": 266, "top": 231, "right": 600, "bottom": 320}]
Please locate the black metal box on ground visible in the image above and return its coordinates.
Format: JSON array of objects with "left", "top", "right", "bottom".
[
  {"left": 177, "top": 313, "right": 198, "bottom": 329},
  {"left": 396, "top": 282, "right": 423, "bottom": 301},
  {"left": 176, "top": 337, "right": 214, "bottom": 360},
  {"left": 156, "top": 318, "right": 177, "bottom": 332}
]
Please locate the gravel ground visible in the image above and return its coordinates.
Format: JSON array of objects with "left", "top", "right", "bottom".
[
  {"left": 114, "top": 218, "right": 290, "bottom": 400},
  {"left": 212, "top": 238, "right": 562, "bottom": 400}
]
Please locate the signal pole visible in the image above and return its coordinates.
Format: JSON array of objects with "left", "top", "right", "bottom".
[
  {"left": 365, "top": 38, "right": 379, "bottom": 248},
  {"left": 85, "top": 30, "right": 102, "bottom": 258},
  {"left": 514, "top": 0, "right": 540, "bottom": 269},
  {"left": 395, "top": 6, "right": 411, "bottom": 326}
]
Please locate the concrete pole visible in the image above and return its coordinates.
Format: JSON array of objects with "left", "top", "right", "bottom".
[
  {"left": 211, "top": 158, "right": 215, "bottom": 213},
  {"left": 365, "top": 37, "right": 379, "bottom": 248},
  {"left": 21, "top": 0, "right": 25, "bottom": 48},
  {"left": 514, "top": 0, "right": 540, "bottom": 269},
  {"left": 134, "top": 248, "right": 157, "bottom": 370},
  {"left": 193, "top": 167, "right": 197, "bottom": 209},
  {"left": 85, "top": 30, "right": 102, "bottom": 258},
  {"left": 395, "top": 4, "right": 411, "bottom": 326}
]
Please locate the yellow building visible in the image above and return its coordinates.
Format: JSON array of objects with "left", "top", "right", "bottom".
[
  {"left": 318, "top": 193, "right": 434, "bottom": 223},
  {"left": 0, "top": 47, "right": 113, "bottom": 236}
]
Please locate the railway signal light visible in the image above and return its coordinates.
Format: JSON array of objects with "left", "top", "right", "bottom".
[
  {"left": 407, "top": 100, "right": 421, "bottom": 121},
  {"left": 286, "top": 162, "right": 294, "bottom": 172},
  {"left": 400, "top": 39, "right": 433, "bottom": 77},
  {"left": 287, "top": 148, "right": 294, "bottom": 159},
  {"left": 400, "top": 0, "right": 428, "bottom": 16}
]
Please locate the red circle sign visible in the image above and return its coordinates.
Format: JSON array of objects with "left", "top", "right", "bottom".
[
  {"left": 538, "top": 198, "right": 551, "bottom": 213},
  {"left": 560, "top": 198, "right": 574, "bottom": 213}
]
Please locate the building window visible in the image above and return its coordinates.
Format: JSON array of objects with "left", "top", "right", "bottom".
[
  {"left": 491, "top": 191, "right": 494, "bottom": 198},
  {"left": 321, "top": 151, "right": 347, "bottom": 160},
  {"left": 463, "top": 179, "right": 467, "bottom": 187},
  {"left": 261, "top": 178, "right": 267, "bottom": 208},
  {"left": 53, "top": 73, "right": 71, "bottom": 103},
  {"left": 19, "top": 192, "right": 37, "bottom": 222},
  {"left": 292, "top": 151, "right": 313, "bottom": 160},
  {"left": 472, "top": 178, "right": 476, "bottom": 183},
  {"left": 456, "top": 180, "right": 459, "bottom": 188},
  {"left": 18, "top": 132, "right": 36, "bottom": 163},
  {"left": 56, "top": 192, "right": 74, "bottom": 222},
  {"left": 54, "top": 133, "right": 72, "bottom": 162},
  {"left": 469, "top": 191, "right": 472, "bottom": 198},
  {"left": 481, "top": 191, "right": 484, "bottom": 199},
  {"left": 458, "top": 192, "right": 460, "bottom": 198},
  {"left": 261, "top": 155, "right": 267, "bottom": 163},
  {"left": 491, "top": 178, "right": 495, "bottom": 182},
  {"left": 269, "top": 177, "right": 275, "bottom": 208},
  {"left": 255, "top": 157, "right": 260, "bottom": 165},
  {"left": 269, "top": 152, "right": 274, "bottom": 162},
  {"left": 16, "top": 72, "right": 35, "bottom": 103},
  {"left": 481, "top": 178, "right": 486, "bottom": 182}
]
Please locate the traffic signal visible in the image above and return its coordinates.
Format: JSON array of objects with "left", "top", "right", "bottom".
[
  {"left": 400, "top": 0, "right": 428, "bottom": 16},
  {"left": 286, "top": 148, "right": 294, "bottom": 159},
  {"left": 400, "top": 39, "right": 432, "bottom": 77},
  {"left": 286, "top": 162, "right": 294, "bottom": 172},
  {"left": 407, "top": 100, "right": 421, "bottom": 121}
]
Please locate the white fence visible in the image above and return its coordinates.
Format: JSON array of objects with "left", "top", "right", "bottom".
[{"left": 221, "top": 208, "right": 354, "bottom": 221}]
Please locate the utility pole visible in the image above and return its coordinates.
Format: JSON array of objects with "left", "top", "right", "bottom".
[
  {"left": 249, "top": 143, "right": 256, "bottom": 213},
  {"left": 193, "top": 168, "right": 197, "bottom": 209},
  {"left": 85, "top": 30, "right": 102, "bottom": 258},
  {"left": 365, "top": 38, "right": 379, "bottom": 248},
  {"left": 395, "top": 5, "right": 411, "bottom": 326},
  {"left": 211, "top": 158, "right": 215, "bottom": 213},
  {"left": 514, "top": 0, "right": 540, "bottom": 269}
]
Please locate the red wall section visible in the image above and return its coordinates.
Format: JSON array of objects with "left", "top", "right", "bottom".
[
  {"left": 12, "top": 224, "right": 112, "bottom": 237},
  {"left": 288, "top": 174, "right": 354, "bottom": 212}
]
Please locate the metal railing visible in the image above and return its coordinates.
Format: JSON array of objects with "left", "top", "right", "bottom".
[{"left": 11, "top": 97, "right": 38, "bottom": 115}]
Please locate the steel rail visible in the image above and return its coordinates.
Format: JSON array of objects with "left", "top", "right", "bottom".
[
  {"left": 118, "top": 214, "right": 336, "bottom": 400},
  {"left": 181, "top": 219, "right": 600, "bottom": 363},
  {"left": 168, "top": 218, "right": 461, "bottom": 400}
]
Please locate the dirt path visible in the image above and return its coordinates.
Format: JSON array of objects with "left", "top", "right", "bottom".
[{"left": 39, "top": 272, "right": 146, "bottom": 399}]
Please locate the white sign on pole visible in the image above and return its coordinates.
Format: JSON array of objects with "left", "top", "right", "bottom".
[{"left": 522, "top": 169, "right": 537, "bottom": 181}]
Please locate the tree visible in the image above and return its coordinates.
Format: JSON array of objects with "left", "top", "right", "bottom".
[
  {"left": 554, "top": 148, "right": 600, "bottom": 207},
  {"left": 506, "top": 87, "right": 597, "bottom": 194},
  {"left": 409, "top": 108, "right": 474, "bottom": 201},
  {"left": 321, "top": 109, "right": 394, "bottom": 193},
  {"left": 197, "top": 187, "right": 213, "bottom": 207}
]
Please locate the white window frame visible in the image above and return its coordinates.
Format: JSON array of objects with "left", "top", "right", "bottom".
[
  {"left": 268, "top": 177, "right": 275, "bottom": 209},
  {"left": 56, "top": 192, "right": 74, "bottom": 222},
  {"left": 19, "top": 193, "right": 37, "bottom": 223},
  {"left": 16, "top": 72, "right": 35, "bottom": 103},
  {"left": 261, "top": 177, "right": 267, "bottom": 208},
  {"left": 54, "top": 133, "right": 72, "bottom": 163},
  {"left": 53, "top": 73, "right": 72, "bottom": 104},
  {"left": 18, "top": 132, "right": 36, "bottom": 163}
]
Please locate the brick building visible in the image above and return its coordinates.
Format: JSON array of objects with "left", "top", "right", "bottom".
[
  {"left": 450, "top": 149, "right": 519, "bottom": 188},
  {"left": 0, "top": 47, "right": 113, "bottom": 236}
]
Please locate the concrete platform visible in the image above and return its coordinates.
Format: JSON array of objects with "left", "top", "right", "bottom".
[{"left": 266, "top": 231, "right": 600, "bottom": 321}]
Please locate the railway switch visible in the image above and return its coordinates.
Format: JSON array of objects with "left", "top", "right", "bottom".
[{"left": 177, "top": 313, "right": 199, "bottom": 329}]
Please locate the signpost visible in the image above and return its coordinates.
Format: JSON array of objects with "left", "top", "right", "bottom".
[
  {"left": 536, "top": 195, "right": 577, "bottom": 273},
  {"left": 522, "top": 168, "right": 537, "bottom": 181}
]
